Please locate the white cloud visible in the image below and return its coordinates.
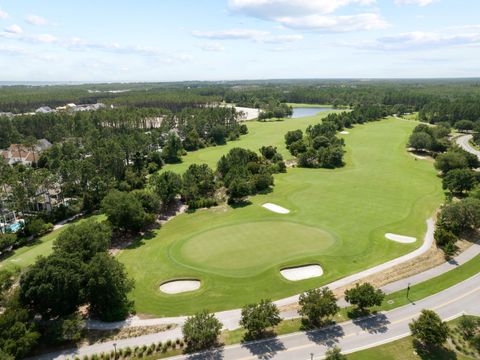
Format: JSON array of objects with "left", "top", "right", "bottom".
[
  {"left": 395, "top": 0, "right": 437, "bottom": 6},
  {"left": 277, "top": 13, "right": 389, "bottom": 32},
  {"left": 32, "top": 33, "right": 58, "bottom": 43},
  {"left": 0, "top": 8, "right": 8, "bottom": 19},
  {"left": 198, "top": 42, "right": 225, "bottom": 52},
  {"left": 228, "top": 0, "right": 387, "bottom": 32},
  {"left": 25, "top": 14, "right": 49, "bottom": 26},
  {"left": 192, "top": 29, "right": 303, "bottom": 43},
  {"left": 360, "top": 31, "right": 480, "bottom": 51},
  {"left": 65, "top": 37, "right": 192, "bottom": 63},
  {"left": 229, "top": 0, "right": 376, "bottom": 17},
  {"left": 193, "top": 29, "right": 269, "bottom": 40},
  {"left": 4, "top": 24, "right": 23, "bottom": 34}
]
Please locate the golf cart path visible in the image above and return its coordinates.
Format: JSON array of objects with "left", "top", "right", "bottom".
[
  {"left": 88, "top": 218, "right": 451, "bottom": 331},
  {"left": 456, "top": 134, "right": 480, "bottom": 158},
  {"left": 33, "top": 270, "right": 480, "bottom": 360}
]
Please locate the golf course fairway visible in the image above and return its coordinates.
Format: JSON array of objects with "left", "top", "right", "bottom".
[{"left": 117, "top": 115, "right": 443, "bottom": 317}]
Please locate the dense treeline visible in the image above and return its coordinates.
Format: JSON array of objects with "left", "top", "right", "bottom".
[
  {"left": 406, "top": 122, "right": 480, "bottom": 257},
  {"left": 3, "top": 79, "right": 480, "bottom": 120}
]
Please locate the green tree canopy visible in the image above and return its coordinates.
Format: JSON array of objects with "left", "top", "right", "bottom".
[
  {"left": 182, "top": 311, "right": 222, "bottom": 352},
  {"left": 84, "top": 253, "right": 134, "bottom": 321},
  {"left": 344, "top": 283, "right": 384, "bottom": 312},
  {"left": 101, "top": 190, "right": 150, "bottom": 232},
  {"left": 19, "top": 254, "right": 85, "bottom": 318},
  {"left": 409, "top": 309, "right": 449, "bottom": 347},
  {"left": 151, "top": 170, "right": 183, "bottom": 209},
  {"left": 53, "top": 219, "right": 112, "bottom": 262},
  {"left": 298, "top": 288, "right": 339, "bottom": 326},
  {"left": 240, "top": 299, "right": 281, "bottom": 339},
  {"left": 442, "top": 168, "right": 477, "bottom": 194}
]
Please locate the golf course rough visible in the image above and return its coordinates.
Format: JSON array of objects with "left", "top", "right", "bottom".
[{"left": 116, "top": 115, "right": 443, "bottom": 316}]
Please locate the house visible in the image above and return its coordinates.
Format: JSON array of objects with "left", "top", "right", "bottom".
[{"left": 1, "top": 139, "right": 52, "bottom": 166}]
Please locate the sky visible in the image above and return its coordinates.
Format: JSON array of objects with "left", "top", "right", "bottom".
[{"left": 0, "top": 0, "right": 479, "bottom": 82}]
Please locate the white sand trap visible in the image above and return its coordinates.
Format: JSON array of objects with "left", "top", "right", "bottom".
[
  {"left": 340, "top": 131, "right": 350, "bottom": 135},
  {"left": 385, "top": 233, "right": 417, "bottom": 244},
  {"left": 262, "top": 203, "right": 290, "bottom": 214},
  {"left": 159, "top": 280, "right": 201, "bottom": 294},
  {"left": 281, "top": 265, "right": 323, "bottom": 281}
]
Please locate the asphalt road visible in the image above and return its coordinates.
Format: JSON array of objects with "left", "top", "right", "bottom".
[
  {"left": 34, "top": 271, "right": 480, "bottom": 360},
  {"left": 169, "top": 273, "right": 480, "bottom": 360},
  {"left": 456, "top": 134, "right": 480, "bottom": 158}
]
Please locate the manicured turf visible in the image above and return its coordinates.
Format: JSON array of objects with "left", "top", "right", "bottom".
[
  {"left": 0, "top": 214, "right": 105, "bottom": 270},
  {"left": 119, "top": 114, "right": 443, "bottom": 316}
]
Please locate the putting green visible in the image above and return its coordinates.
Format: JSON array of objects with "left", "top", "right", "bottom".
[
  {"left": 119, "top": 114, "right": 443, "bottom": 317},
  {"left": 172, "top": 221, "right": 335, "bottom": 276}
]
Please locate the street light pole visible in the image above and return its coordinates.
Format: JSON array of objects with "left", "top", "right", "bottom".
[
  {"left": 407, "top": 282, "right": 411, "bottom": 300},
  {"left": 113, "top": 343, "right": 117, "bottom": 359},
  {"left": 310, "top": 352, "right": 314, "bottom": 360}
]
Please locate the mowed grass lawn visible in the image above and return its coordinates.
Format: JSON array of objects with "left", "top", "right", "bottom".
[
  {"left": 0, "top": 214, "right": 105, "bottom": 270},
  {"left": 118, "top": 115, "right": 444, "bottom": 317}
]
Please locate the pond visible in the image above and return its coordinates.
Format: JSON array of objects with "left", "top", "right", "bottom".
[{"left": 291, "top": 107, "right": 332, "bottom": 119}]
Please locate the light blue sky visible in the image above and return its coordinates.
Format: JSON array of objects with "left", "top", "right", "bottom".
[{"left": 0, "top": 0, "right": 479, "bottom": 81}]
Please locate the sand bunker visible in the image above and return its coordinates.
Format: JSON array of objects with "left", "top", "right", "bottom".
[
  {"left": 159, "top": 280, "right": 201, "bottom": 294},
  {"left": 385, "top": 233, "right": 417, "bottom": 244},
  {"left": 340, "top": 131, "right": 350, "bottom": 135},
  {"left": 262, "top": 203, "right": 290, "bottom": 214},
  {"left": 280, "top": 265, "right": 323, "bottom": 281}
]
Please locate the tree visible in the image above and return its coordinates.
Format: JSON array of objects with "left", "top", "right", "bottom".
[
  {"left": 344, "top": 283, "right": 384, "bottom": 312},
  {"left": 409, "top": 309, "right": 449, "bottom": 347},
  {"left": 438, "top": 198, "right": 480, "bottom": 235},
  {"left": 0, "top": 297, "right": 40, "bottom": 359},
  {"left": 434, "top": 227, "right": 457, "bottom": 248},
  {"left": 259, "top": 146, "right": 278, "bottom": 160},
  {"left": 442, "top": 168, "right": 476, "bottom": 194},
  {"left": 285, "top": 130, "right": 303, "bottom": 147},
  {"left": 298, "top": 288, "right": 339, "bottom": 326},
  {"left": 317, "top": 145, "right": 344, "bottom": 168},
  {"left": 455, "top": 120, "right": 475, "bottom": 132},
  {"left": 162, "top": 133, "right": 184, "bottom": 163},
  {"left": 131, "top": 188, "right": 161, "bottom": 213},
  {"left": 84, "top": 253, "right": 134, "bottom": 321},
  {"left": 210, "top": 125, "right": 227, "bottom": 145},
  {"left": 53, "top": 219, "right": 112, "bottom": 262},
  {"left": 182, "top": 164, "right": 216, "bottom": 204},
  {"left": 252, "top": 172, "right": 273, "bottom": 192},
  {"left": 151, "top": 171, "right": 182, "bottom": 209},
  {"left": 435, "top": 151, "right": 469, "bottom": 174},
  {"left": 19, "top": 253, "right": 85, "bottom": 318},
  {"left": 325, "top": 346, "right": 347, "bottom": 360},
  {"left": 457, "top": 315, "right": 478, "bottom": 340},
  {"left": 101, "top": 190, "right": 150, "bottom": 232},
  {"left": 182, "top": 311, "right": 222, "bottom": 352},
  {"left": 240, "top": 299, "right": 281, "bottom": 339},
  {"left": 408, "top": 132, "right": 433, "bottom": 151},
  {"left": 183, "top": 129, "right": 202, "bottom": 151},
  {"left": 227, "top": 178, "right": 251, "bottom": 203},
  {"left": 24, "top": 218, "right": 48, "bottom": 238}
]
